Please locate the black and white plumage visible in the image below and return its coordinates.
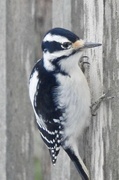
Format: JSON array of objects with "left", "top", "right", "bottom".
[{"left": 29, "top": 28, "right": 101, "bottom": 180}]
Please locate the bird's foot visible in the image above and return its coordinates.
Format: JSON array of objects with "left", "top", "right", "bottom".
[
  {"left": 79, "top": 56, "right": 90, "bottom": 73},
  {"left": 91, "top": 92, "right": 114, "bottom": 116}
]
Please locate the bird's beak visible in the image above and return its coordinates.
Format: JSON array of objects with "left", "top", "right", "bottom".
[{"left": 73, "top": 39, "right": 102, "bottom": 50}]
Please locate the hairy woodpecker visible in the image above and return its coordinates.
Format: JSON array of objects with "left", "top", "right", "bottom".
[{"left": 29, "top": 28, "right": 101, "bottom": 180}]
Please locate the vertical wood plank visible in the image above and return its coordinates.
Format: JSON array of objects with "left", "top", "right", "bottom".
[
  {"left": 52, "top": 0, "right": 72, "bottom": 179},
  {"left": 0, "top": 0, "right": 35, "bottom": 179},
  {"left": 52, "top": 0, "right": 119, "bottom": 179},
  {"left": 83, "top": 0, "right": 104, "bottom": 179},
  {"left": 34, "top": 1, "right": 52, "bottom": 180},
  {"left": 103, "top": 0, "right": 119, "bottom": 179},
  {"left": 0, "top": 0, "right": 6, "bottom": 179},
  {"left": 52, "top": 0, "right": 71, "bottom": 29}
]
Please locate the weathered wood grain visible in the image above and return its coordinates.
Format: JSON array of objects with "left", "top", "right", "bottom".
[
  {"left": 52, "top": 0, "right": 119, "bottom": 180},
  {"left": 0, "top": 1, "right": 35, "bottom": 179}
]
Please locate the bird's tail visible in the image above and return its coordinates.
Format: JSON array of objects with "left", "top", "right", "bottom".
[{"left": 63, "top": 146, "right": 89, "bottom": 180}]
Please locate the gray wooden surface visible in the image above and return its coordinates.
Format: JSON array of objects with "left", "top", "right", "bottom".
[
  {"left": 0, "top": 0, "right": 119, "bottom": 179},
  {"left": 0, "top": 0, "right": 35, "bottom": 180},
  {"left": 52, "top": 0, "right": 119, "bottom": 180},
  {"left": 0, "top": 0, "right": 7, "bottom": 179},
  {"left": 34, "top": 1, "right": 52, "bottom": 180}
]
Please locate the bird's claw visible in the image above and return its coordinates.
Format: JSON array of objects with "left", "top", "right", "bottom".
[
  {"left": 79, "top": 56, "right": 90, "bottom": 73},
  {"left": 91, "top": 92, "right": 114, "bottom": 116},
  {"left": 79, "top": 56, "right": 90, "bottom": 64}
]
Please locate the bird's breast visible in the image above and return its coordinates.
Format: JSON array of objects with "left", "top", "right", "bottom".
[{"left": 55, "top": 67, "right": 91, "bottom": 138}]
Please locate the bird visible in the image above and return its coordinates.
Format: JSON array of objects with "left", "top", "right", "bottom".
[{"left": 29, "top": 27, "right": 101, "bottom": 180}]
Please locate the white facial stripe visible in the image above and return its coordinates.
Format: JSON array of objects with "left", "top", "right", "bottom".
[
  {"left": 43, "top": 49, "right": 72, "bottom": 71},
  {"left": 44, "top": 49, "right": 72, "bottom": 60},
  {"left": 43, "top": 33, "right": 70, "bottom": 44},
  {"left": 43, "top": 51, "right": 57, "bottom": 61},
  {"left": 52, "top": 49, "right": 72, "bottom": 57}
]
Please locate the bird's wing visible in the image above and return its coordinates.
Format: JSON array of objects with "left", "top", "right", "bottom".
[{"left": 29, "top": 59, "right": 63, "bottom": 164}]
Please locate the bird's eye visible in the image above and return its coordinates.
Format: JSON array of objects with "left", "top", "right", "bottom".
[{"left": 61, "top": 42, "right": 72, "bottom": 49}]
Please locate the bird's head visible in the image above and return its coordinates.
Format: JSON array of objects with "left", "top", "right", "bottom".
[{"left": 42, "top": 28, "right": 101, "bottom": 71}]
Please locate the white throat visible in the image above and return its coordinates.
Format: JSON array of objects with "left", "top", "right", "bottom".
[
  {"left": 58, "top": 52, "right": 83, "bottom": 74},
  {"left": 43, "top": 50, "right": 83, "bottom": 74}
]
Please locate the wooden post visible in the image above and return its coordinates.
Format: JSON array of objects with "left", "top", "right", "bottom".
[
  {"left": 103, "top": 0, "right": 119, "bottom": 179},
  {"left": 34, "top": 1, "right": 52, "bottom": 180},
  {"left": 0, "top": 0, "right": 7, "bottom": 179},
  {"left": 83, "top": 0, "right": 104, "bottom": 180},
  {"left": 51, "top": 1, "right": 72, "bottom": 179},
  {"left": 52, "top": 0, "right": 119, "bottom": 179},
  {"left": 0, "top": 1, "right": 35, "bottom": 179}
]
